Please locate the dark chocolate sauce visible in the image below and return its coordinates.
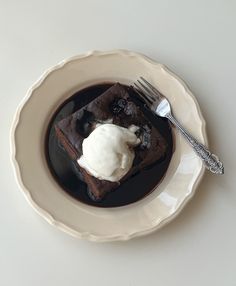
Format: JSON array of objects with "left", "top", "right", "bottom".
[{"left": 45, "top": 83, "right": 173, "bottom": 207}]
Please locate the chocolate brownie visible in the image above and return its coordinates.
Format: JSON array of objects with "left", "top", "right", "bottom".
[{"left": 55, "top": 83, "right": 168, "bottom": 200}]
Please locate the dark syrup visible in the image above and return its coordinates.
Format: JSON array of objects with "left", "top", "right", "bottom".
[{"left": 45, "top": 83, "right": 173, "bottom": 207}]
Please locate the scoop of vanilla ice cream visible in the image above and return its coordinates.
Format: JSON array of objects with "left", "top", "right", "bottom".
[{"left": 77, "top": 123, "right": 140, "bottom": 182}]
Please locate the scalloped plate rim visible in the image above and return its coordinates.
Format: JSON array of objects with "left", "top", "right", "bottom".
[{"left": 10, "top": 49, "right": 207, "bottom": 242}]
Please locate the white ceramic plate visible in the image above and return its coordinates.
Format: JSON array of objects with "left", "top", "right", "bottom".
[{"left": 11, "top": 50, "right": 207, "bottom": 242}]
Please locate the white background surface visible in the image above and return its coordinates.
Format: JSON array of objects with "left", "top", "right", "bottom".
[{"left": 0, "top": 0, "right": 235, "bottom": 285}]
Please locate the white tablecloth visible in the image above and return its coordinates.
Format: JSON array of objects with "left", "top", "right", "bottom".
[{"left": 0, "top": 0, "right": 235, "bottom": 285}]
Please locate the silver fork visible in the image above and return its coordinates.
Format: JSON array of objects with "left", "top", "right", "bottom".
[{"left": 133, "top": 77, "right": 224, "bottom": 175}]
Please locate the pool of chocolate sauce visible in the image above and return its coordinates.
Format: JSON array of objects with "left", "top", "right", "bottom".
[{"left": 45, "top": 83, "right": 173, "bottom": 207}]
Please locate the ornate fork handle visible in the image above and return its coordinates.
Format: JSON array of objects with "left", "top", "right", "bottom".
[{"left": 167, "top": 114, "right": 224, "bottom": 174}]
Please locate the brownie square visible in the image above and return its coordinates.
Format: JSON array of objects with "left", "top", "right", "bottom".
[{"left": 55, "top": 83, "right": 167, "bottom": 200}]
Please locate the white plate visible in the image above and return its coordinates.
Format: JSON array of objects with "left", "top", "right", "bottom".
[{"left": 10, "top": 50, "right": 207, "bottom": 242}]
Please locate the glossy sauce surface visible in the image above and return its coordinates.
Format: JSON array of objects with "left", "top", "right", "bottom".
[{"left": 45, "top": 84, "right": 173, "bottom": 207}]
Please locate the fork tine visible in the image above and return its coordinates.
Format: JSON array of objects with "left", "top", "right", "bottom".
[
  {"left": 133, "top": 83, "right": 151, "bottom": 104},
  {"left": 140, "top": 77, "right": 163, "bottom": 99},
  {"left": 137, "top": 79, "right": 156, "bottom": 101},
  {"left": 132, "top": 83, "right": 152, "bottom": 106}
]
